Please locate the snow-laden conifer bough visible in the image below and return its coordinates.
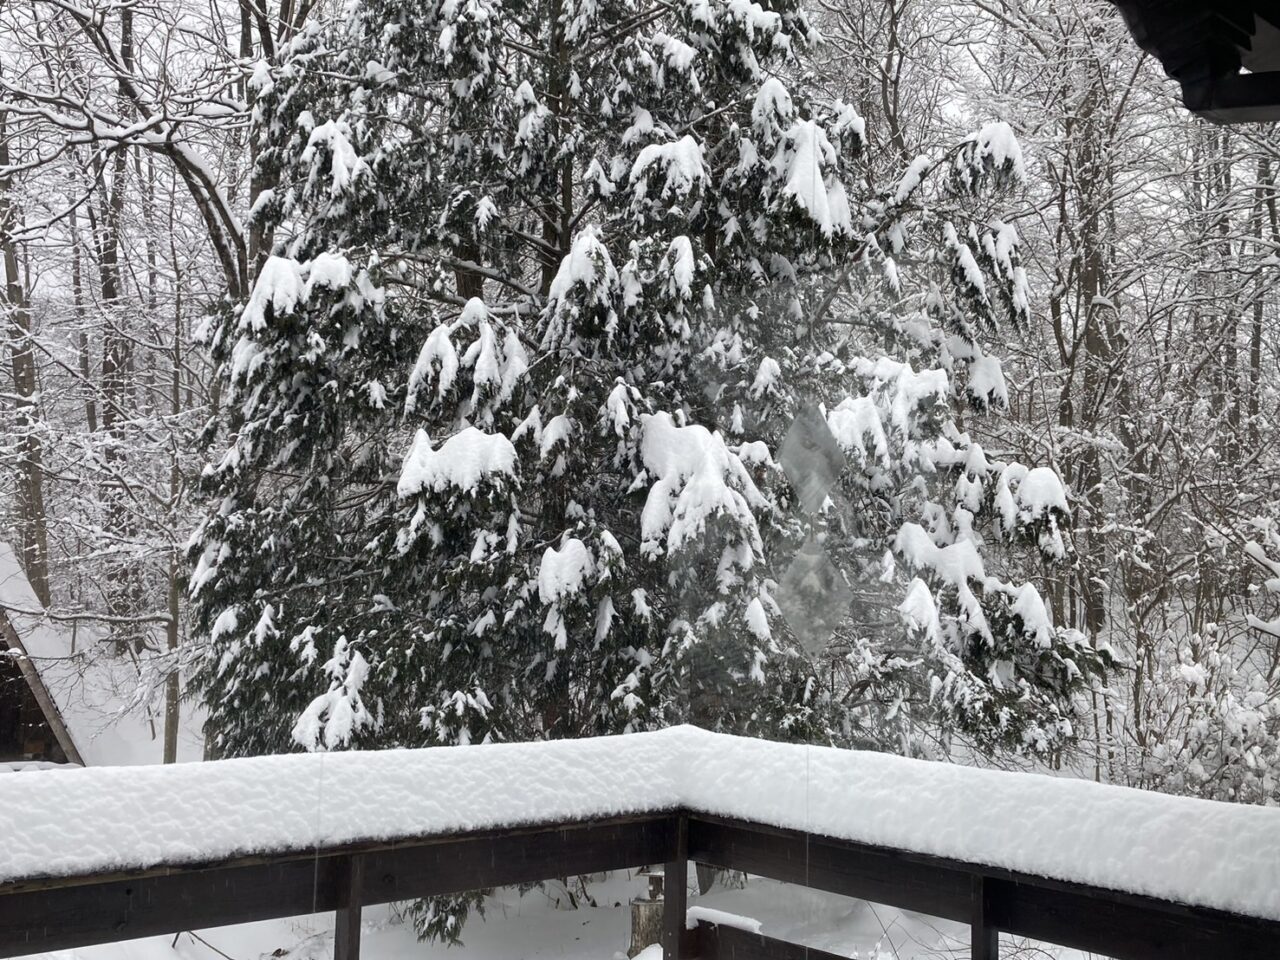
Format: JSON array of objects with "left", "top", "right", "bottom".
[{"left": 1, "top": 727, "right": 1278, "bottom": 923}]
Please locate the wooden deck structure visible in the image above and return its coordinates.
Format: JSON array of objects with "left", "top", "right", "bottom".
[{"left": 1, "top": 810, "right": 1276, "bottom": 960}]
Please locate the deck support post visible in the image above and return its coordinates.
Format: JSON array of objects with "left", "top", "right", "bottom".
[
  {"left": 662, "top": 815, "right": 689, "bottom": 960},
  {"left": 971, "top": 875, "right": 998, "bottom": 960},
  {"left": 334, "top": 855, "right": 364, "bottom": 960}
]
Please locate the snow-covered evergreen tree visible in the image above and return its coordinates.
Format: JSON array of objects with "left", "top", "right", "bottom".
[{"left": 191, "top": 0, "right": 1107, "bottom": 819}]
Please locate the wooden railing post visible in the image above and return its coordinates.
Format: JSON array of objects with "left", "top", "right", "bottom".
[
  {"left": 971, "top": 875, "right": 998, "bottom": 960},
  {"left": 334, "top": 855, "right": 364, "bottom": 960},
  {"left": 662, "top": 816, "right": 689, "bottom": 960}
]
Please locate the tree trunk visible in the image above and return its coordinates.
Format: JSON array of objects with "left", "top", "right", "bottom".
[
  {"left": 98, "top": 7, "right": 143, "bottom": 649},
  {"left": 1252, "top": 158, "right": 1276, "bottom": 447},
  {"left": 69, "top": 203, "right": 98, "bottom": 432},
  {"left": 0, "top": 112, "right": 51, "bottom": 606},
  {"left": 163, "top": 269, "right": 185, "bottom": 764}
]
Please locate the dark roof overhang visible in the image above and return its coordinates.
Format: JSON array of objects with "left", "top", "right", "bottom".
[{"left": 1109, "top": 1, "right": 1280, "bottom": 122}]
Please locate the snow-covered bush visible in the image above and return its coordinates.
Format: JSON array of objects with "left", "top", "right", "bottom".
[{"left": 1130, "top": 520, "right": 1280, "bottom": 804}]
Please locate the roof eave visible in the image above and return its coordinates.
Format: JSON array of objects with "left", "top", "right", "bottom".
[{"left": 1183, "top": 72, "right": 1280, "bottom": 123}]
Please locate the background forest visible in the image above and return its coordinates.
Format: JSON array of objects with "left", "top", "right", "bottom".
[{"left": 1, "top": 0, "right": 1277, "bottom": 828}]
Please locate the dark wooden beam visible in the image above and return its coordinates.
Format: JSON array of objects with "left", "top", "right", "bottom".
[
  {"left": 356, "top": 815, "right": 675, "bottom": 907},
  {"left": 333, "top": 855, "right": 364, "bottom": 960},
  {"left": 663, "top": 815, "right": 689, "bottom": 960},
  {"left": 0, "top": 857, "right": 342, "bottom": 958},
  {"left": 970, "top": 876, "right": 998, "bottom": 960},
  {"left": 687, "top": 815, "right": 1280, "bottom": 960},
  {"left": 985, "top": 876, "right": 1280, "bottom": 960},
  {"left": 687, "top": 816, "right": 973, "bottom": 922},
  {"left": 0, "top": 814, "right": 675, "bottom": 958},
  {"left": 693, "top": 920, "right": 850, "bottom": 960}
]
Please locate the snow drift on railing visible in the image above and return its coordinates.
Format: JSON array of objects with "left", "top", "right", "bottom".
[{"left": 1, "top": 726, "right": 1277, "bottom": 923}]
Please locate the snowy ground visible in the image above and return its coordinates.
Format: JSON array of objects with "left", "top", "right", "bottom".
[{"left": 23, "top": 872, "right": 1092, "bottom": 960}]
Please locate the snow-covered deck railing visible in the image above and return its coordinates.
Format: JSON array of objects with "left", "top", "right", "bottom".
[{"left": 1, "top": 727, "right": 1278, "bottom": 960}]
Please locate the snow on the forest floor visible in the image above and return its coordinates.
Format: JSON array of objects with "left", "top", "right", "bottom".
[
  {"left": 18, "top": 872, "right": 1091, "bottom": 960},
  {"left": 3, "top": 727, "right": 1280, "bottom": 924}
]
